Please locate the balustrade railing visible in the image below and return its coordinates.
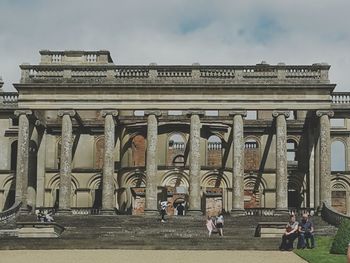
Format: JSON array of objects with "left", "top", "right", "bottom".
[
  {"left": 1, "top": 92, "right": 18, "bottom": 104},
  {"left": 20, "top": 64, "right": 330, "bottom": 83},
  {"left": 331, "top": 92, "right": 350, "bottom": 104},
  {"left": 71, "top": 207, "right": 101, "bottom": 215},
  {"left": 0, "top": 202, "right": 21, "bottom": 222},
  {"left": 245, "top": 208, "right": 275, "bottom": 216},
  {"left": 321, "top": 202, "right": 350, "bottom": 227}
]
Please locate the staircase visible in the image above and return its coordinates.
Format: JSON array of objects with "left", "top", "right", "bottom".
[{"left": 0, "top": 214, "right": 337, "bottom": 250}]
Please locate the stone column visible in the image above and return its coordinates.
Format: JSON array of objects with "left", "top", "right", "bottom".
[
  {"left": 57, "top": 110, "right": 75, "bottom": 213},
  {"left": 36, "top": 126, "right": 47, "bottom": 208},
  {"left": 101, "top": 110, "right": 118, "bottom": 214},
  {"left": 14, "top": 110, "right": 32, "bottom": 212},
  {"left": 144, "top": 110, "right": 161, "bottom": 215},
  {"left": 316, "top": 110, "right": 334, "bottom": 206},
  {"left": 187, "top": 111, "right": 204, "bottom": 216},
  {"left": 314, "top": 131, "right": 320, "bottom": 208},
  {"left": 229, "top": 110, "right": 247, "bottom": 216},
  {"left": 272, "top": 110, "right": 289, "bottom": 214}
]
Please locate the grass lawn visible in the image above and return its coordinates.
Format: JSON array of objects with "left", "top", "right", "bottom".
[{"left": 294, "top": 236, "right": 347, "bottom": 263}]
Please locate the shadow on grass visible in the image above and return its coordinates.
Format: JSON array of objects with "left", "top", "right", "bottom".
[{"left": 294, "top": 236, "right": 346, "bottom": 263}]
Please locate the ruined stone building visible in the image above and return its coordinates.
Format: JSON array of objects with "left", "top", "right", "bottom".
[{"left": 0, "top": 50, "right": 349, "bottom": 216}]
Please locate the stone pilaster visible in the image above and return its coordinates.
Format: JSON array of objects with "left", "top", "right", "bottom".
[
  {"left": 144, "top": 110, "right": 161, "bottom": 215},
  {"left": 316, "top": 110, "right": 334, "bottom": 206},
  {"left": 187, "top": 110, "right": 204, "bottom": 216},
  {"left": 229, "top": 110, "right": 247, "bottom": 216},
  {"left": 272, "top": 110, "right": 289, "bottom": 214},
  {"left": 57, "top": 110, "right": 75, "bottom": 214},
  {"left": 101, "top": 110, "right": 118, "bottom": 215},
  {"left": 14, "top": 110, "right": 32, "bottom": 212}
]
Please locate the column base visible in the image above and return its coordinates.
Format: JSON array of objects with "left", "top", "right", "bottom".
[
  {"left": 186, "top": 210, "right": 203, "bottom": 217},
  {"left": 274, "top": 208, "right": 289, "bottom": 216},
  {"left": 230, "top": 209, "right": 246, "bottom": 217},
  {"left": 100, "top": 209, "right": 115, "bottom": 215},
  {"left": 19, "top": 206, "right": 30, "bottom": 215},
  {"left": 144, "top": 209, "right": 159, "bottom": 216},
  {"left": 57, "top": 208, "right": 72, "bottom": 215}
]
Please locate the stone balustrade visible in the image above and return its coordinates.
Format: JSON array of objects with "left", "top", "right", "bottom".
[
  {"left": 0, "top": 92, "right": 18, "bottom": 105},
  {"left": 19, "top": 63, "right": 330, "bottom": 83},
  {"left": 331, "top": 92, "right": 350, "bottom": 104}
]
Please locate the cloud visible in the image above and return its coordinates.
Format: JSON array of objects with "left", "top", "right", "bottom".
[{"left": 0, "top": 0, "right": 349, "bottom": 91}]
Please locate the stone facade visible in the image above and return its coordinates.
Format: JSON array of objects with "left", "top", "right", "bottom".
[{"left": 0, "top": 50, "right": 350, "bottom": 216}]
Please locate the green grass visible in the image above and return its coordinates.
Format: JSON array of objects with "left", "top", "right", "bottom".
[{"left": 294, "top": 236, "right": 347, "bottom": 263}]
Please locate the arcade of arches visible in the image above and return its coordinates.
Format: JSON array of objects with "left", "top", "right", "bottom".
[{"left": 1, "top": 50, "right": 350, "bottom": 217}]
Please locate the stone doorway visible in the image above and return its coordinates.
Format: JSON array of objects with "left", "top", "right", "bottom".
[
  {"left": 204, "top": 187, "right": 223, "bottom": 217},
  {"left": 131, "top": 187, "right": 145, "bottom": 215},
  {"left": 288, "top": 189, "right": 302, "bottom": 208}
]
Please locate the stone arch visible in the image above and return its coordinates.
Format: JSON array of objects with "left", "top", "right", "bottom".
[
  {"left": 47, "top": 173, "right": 79, "bottom": 208},
  {"left": 161, "top": 170, "right": 189, "bottom": 188},
  {"left": 2, "top": 176, "right": 15, "bottom": 210},
  {"left": 88, "top": 174, "right": 103, "bottom": 209},
  {"left": 207, "top": 135, "right": 222, "bottom": 167},
  {"left": 244, "top": 174, "right": 266, "bottom": 208},
  {"left": 331, "top": 176, "right": 350, "bottom": 215},
  {"left": 160, "top": 170, "right": 190, "bottom": 215},
  {"left": 119, "top": 171, "right": 146, "bottom": 215},
  {"left": 94, "top": 136, "right": 105, "bottom": 169},
  {"left": 131, "top": 134, "right": 146, "bottom": 167},
  {"left": 244, "top": 137, "right": 261, "bottom": 171},
  {"left": 167, "top": 133, "right": 186, "bottom": 166},
  {"left": 201, "top": 171, "right": 229, "bottom": 188},
  {"left": 331, "top": 140, "right": 346, "bottom": 171},
  {"left": 201, "top": 171, "right": 229, "bottom": 216}
]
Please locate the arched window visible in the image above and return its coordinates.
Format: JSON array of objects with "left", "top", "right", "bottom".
[
  {"left": 167, "top": 133, "right": 185, "bottom": 166},
  {"left": 287, "top": 139, "right": 298, "bottom": 162},
  {"left": 207, "top": 135, "right": 222, "bottom": 167},
  {"left": 132, "top": 135, "right": 146, "bottom": 167},
  {"left": 331, "top": 141, "right": 346, "bottom": 171},
  {"left": 244, "top": 139, "right": 260, "bottom": 170}
]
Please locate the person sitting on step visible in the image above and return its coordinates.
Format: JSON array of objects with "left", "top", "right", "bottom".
[
  {"left": 298, "top": 213, "right": 315, "bottom": 249},
  {"left": 279, "top": 214, "right": 299, "bottom": 251}
]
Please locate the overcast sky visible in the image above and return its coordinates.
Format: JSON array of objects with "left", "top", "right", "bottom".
[{"left": 0, "top": 0, "right": 349, "bottom": 91}]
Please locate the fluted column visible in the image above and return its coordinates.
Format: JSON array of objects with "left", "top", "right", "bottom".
[
  {"left": 187, "top": 110, "right": 204, "bottom": 216},
  {"left": 57, "top": 110, "right": 75, "bottom": 213},
  {"left": 316, "top": 110, "right": 334, "bottom": 206},
  {"left": 273, "top": 110, "right": 289, "bottom": 213},
  {"left": 14, "top": 110, "right": 32, "bottom": 212},
  {"left": 230, "top": 110, "right": 247, "bottom": 216},
  {"left": 101, "top": 110, "right": 118, "bottom": 214},
  {"left": 144, "top": 110, "right": 161, "bottom": 214}
]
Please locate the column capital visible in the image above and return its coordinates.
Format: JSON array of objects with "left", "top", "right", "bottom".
[
  {"left": 185, "top": 110, "right": 205, "bottom": 117},
  {"left": 228, "top": 110, "right": 247, "bottom": 117},
  {"left": 101, "top": 109, "right": 119, "bottom": 117},
  {"left": 58, "top": 109, "right": 76, "bottom": 117},
  {"left": 145, "top": 110, "right": 162, "bottom": 117},
  {"left": 316, "top": 110, "right": 334, "bottom": 118},
  {"left": 272, "top": 110, "right": 290, "bottom": 118},
  {"left": 14, "top": 109, "right": 32, "bottom": 117}
]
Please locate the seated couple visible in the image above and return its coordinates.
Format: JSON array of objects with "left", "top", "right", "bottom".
[{"left": 279, "top": 213, "right": 315, "bottom": 251}]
